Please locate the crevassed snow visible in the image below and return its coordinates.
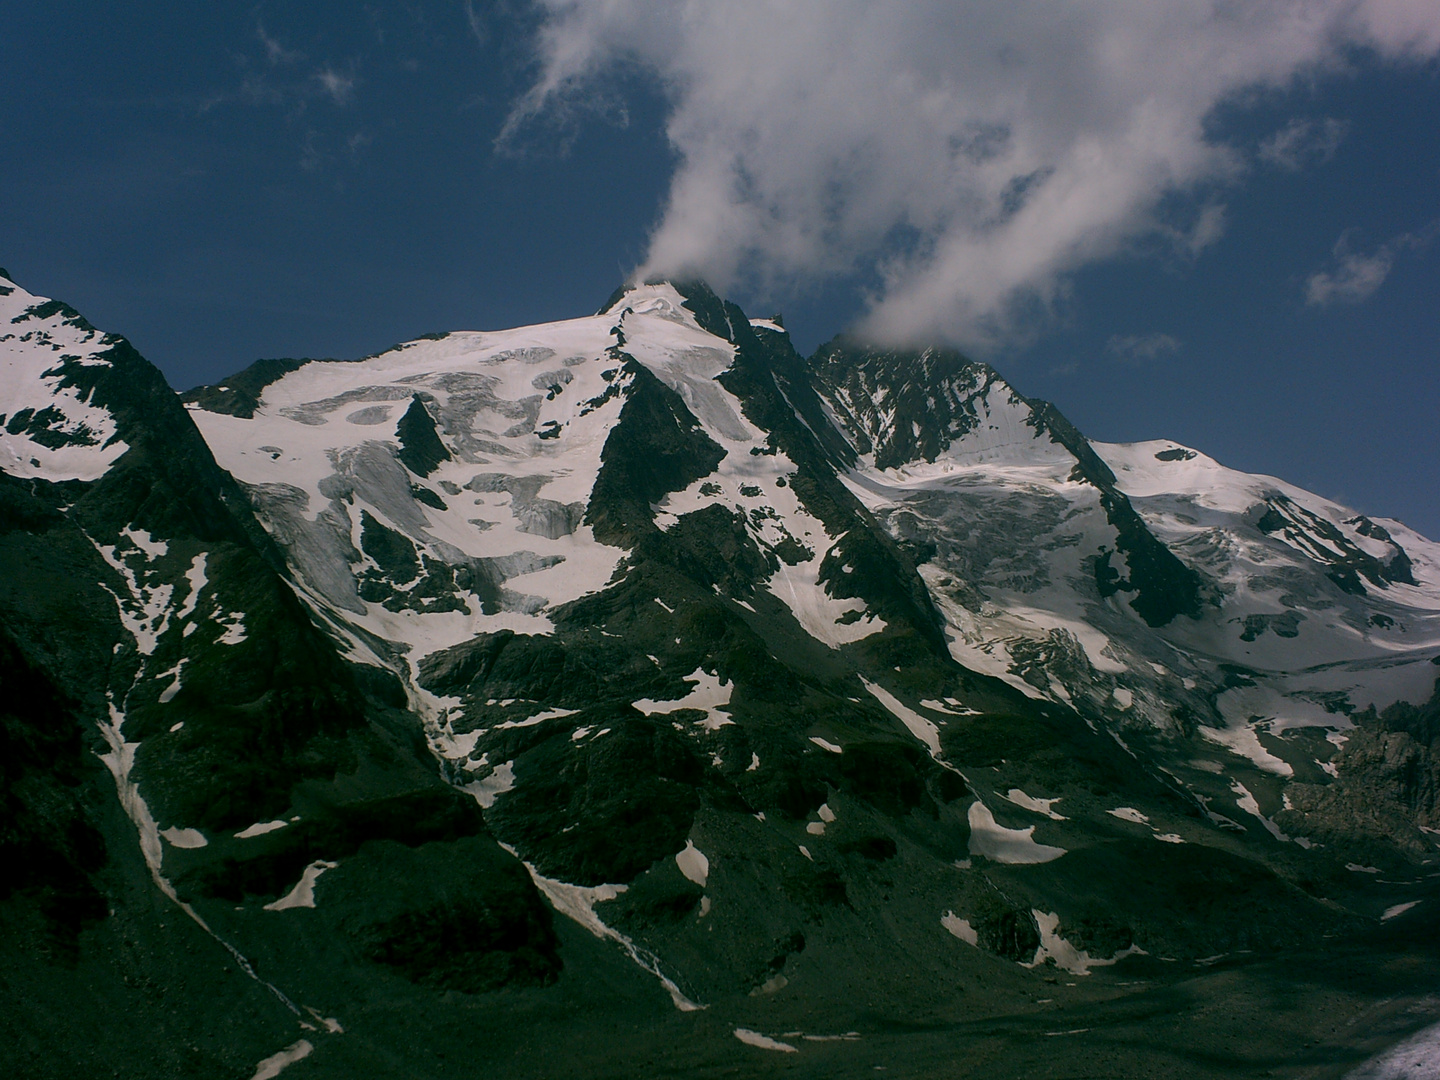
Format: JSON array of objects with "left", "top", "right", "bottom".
[
  {"left": 675, "top": 839, "right": 709, "bottom": 887},
  {"left": 967, "top": 801, "right": 1066, "bottom": 864},
  {"left": 833, "top": 384, "right": 1440, "bottom": 770},
  {"left": 264, "top": 861, "right": 338, "bottom": 911},
  {"left": 1004, "top": 789, "right": 1066, "bottom": 820},
  {"left": 190, "top": 304, "right": 631, "bottom": 666}
]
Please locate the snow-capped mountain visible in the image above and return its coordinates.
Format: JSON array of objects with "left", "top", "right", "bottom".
[{"left": 5, "top": 266, "right": 1439, "bottom": 1078}]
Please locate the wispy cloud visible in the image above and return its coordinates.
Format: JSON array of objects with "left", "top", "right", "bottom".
[
  {"left": 315, "top": 66, "right": 357, "bottom": 107},
  {"left": 1107, "top": 333, "right": 1182, "bottom": 364},
  {"left": 257, "top": 23, "right": 303, "bottom": 67},
  {"left": 1306, "top": 222, "right": 1439, "bottom": 306},
  {"left": 508, "top": 1, "right": 1440, "bottom": 346},
  {"left": 464, "top": 1, "right": 488, "bottom": 47},
  {"left": 1259, "top": 117, "right": 1348, "bottom": 170}
]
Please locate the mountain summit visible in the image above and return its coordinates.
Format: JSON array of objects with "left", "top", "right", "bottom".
[{"left": 4, "top": 269, "right": 1440, "bottom": 1077}]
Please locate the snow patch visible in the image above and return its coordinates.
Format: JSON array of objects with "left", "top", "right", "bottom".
[
  {"left": 676, "top": 840, "right": 709, "bottom": 887},
  {"left": 1107, "top": 807, "right": 1149, "bottom": 825},
  {"left": 465, "top": 760, "right": 516, "bottom": 808},
  {"left": 942, "top": 911, "right": 979, "bottom": 946},
  {"left": 1026, "top": 911, "right": 1143, "bottom": 976},
  {"left": 264, "top": 861, "right": 338, "bottom": 911},
  {"left": 155, "top": 659, "right": 186, "bottom": 704},
  {"left": 862, "top": 677, "right": 941, "bottom": 757},
  {"left": 494, "top": 706, "right": 580, "bottom": 730},
  {"left": 633, "top": 668, "right": 733, "bottom": 729},
  {"left": 734, "top": 1029, "right": 797, "bottom": 1053},
  {"left": 922, "top": 698, "right": 979, "bottom": 716},
  {"left": 175, "top": 554, "right": 208, "bottom": 621},
  {"left": 967, "top": 801, "right": 1066, "bottom": 864},
  {"left": 1198, "top": 721, "right": 1294, "bottom": 778},
  {"left": 1004, "top": 789, "right": 1066, "bottom": 819},
  {"left": 161, "top": 827, "right": 207, "bottom": 849},
  {"left": 505, "top": 845, "right": 703, "bottom": 1012},
  {"left": 249, "top": 1040, "right": 314, "bottom": 1080},
  {"left": 1231, "top": 780, "right": 1290, "bottom": 842},
  {"left": 236, "top": 820, "right": 289, "bottom": 839}
]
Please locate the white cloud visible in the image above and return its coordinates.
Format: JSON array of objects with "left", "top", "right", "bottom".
[
  {"left": 1259, "top": 117, "right": 1348, "bottom": 170},
  {"left": 1107, "top": 333, "right": 1182, "bottom": 364},
  {"left": 1306, "top": 222, "right": 1439, "bottom": 306},
  {"left": 509, "top": 1, "right": 1440, "bottom": 345}
]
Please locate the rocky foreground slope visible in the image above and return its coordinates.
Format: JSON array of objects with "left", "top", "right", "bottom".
[{"left": 3, "top": 267, "right": 1440, "bottom": 1078}]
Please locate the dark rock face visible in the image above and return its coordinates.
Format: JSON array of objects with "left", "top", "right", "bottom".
[
  {"left": 809, "top": 339, "right": 998, "bottom": 470},
  {"left": 1281, "top": 680, "right": 1440, "bottom": 856},
  {"left": 395, "top": 394, "right": 452, "bottom": 477},
  {"left": 1253, "top": 493, "right": 1417, "bottom": 595},
  {"left": 180, "top": 357, "right": 312, "bottom": 418},
  {"left": 810, "top": 340, "right": 1206, "bottom": 628},
  {"left": 584, "top": 359, "right": 727, "bottom": 546}
]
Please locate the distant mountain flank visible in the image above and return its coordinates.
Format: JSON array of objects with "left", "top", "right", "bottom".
[{"left": 4, "top": 266, "right": 1440, "bottom": 1079}]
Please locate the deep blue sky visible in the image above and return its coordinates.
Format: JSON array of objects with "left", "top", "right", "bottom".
[{"left": 3, "top": 3, "right": 1437, "bottom": 538}]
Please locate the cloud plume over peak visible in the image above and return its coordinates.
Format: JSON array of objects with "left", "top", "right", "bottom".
[{"left": 512, "top": 1, "right": 1440, "bottom": 346}]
